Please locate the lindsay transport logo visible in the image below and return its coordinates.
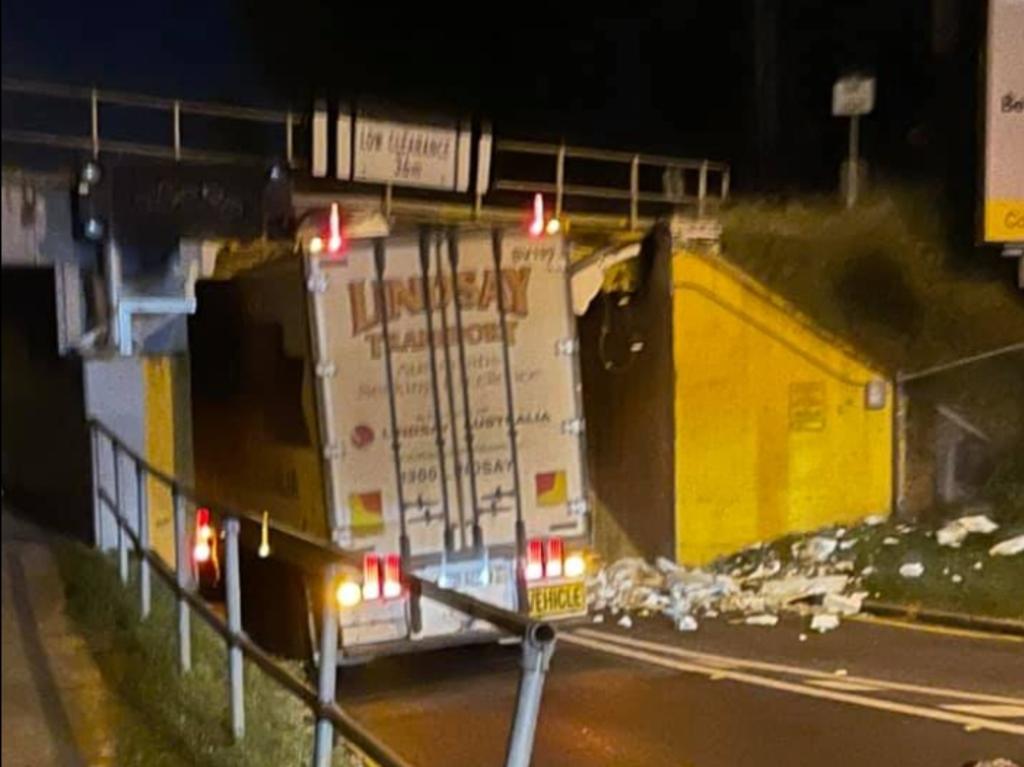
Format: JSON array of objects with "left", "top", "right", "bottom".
[{"left": 347, "top": 267, "right": 533, "bottom": 358}]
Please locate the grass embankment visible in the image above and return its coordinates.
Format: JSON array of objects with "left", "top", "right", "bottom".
[
  {"left": 53, "top": 540, "right": 354, "bottom": 767},
  {"left": 715, "top": 500, "right": 1024, "bottom": 621}
]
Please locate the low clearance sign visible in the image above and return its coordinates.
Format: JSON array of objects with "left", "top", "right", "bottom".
[{"left": 983, "top": 0, "right": 1024, "bottom": 243}]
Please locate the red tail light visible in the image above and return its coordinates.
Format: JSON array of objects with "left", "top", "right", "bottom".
[
  {"left": 383, "top": 553, "right": 402, "bottom": 599},
  {"left": 193, "top": 507, "right": 213, "bottom": 564},
  {"left": 545, "top": 537, "right": 564, "bottom": 578},
  {"left": 526, "top": 538, "right": 544, "bottom": 581},
  {"left": 362, "top": 553, "right": 381, "bottom": 600}
]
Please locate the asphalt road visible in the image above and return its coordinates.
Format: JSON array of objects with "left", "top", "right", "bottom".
[{"left": 336, "top": 612, "right": 1024, "bottom": 767}]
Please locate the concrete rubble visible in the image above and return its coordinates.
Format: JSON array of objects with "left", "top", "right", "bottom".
[
  {"left": 588, "top": 511, "right": 1021, "bottom": 635},
  {"left": 898, "top": 562, "right": 924, "bottom": 578},
  {"left": 588, "top": 541, "right": 859, "bottom": 635},
  {"left": 936, "top": 514, "right": 999, "bottom": 548},
  {"left": 989, "top": 534, "right": 1024, "bottom": 557}
]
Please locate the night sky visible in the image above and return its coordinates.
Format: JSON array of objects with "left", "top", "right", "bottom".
[{"left": 2, "top": 0, "right": 982, "bottom": 198}]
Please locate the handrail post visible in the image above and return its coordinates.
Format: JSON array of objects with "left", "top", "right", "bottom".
[
  {"left": 224, "top": 517, "right": 245, "bottom": 740},
  {"left": 504, "top": 624, "right": 556, "bottom": 767},
  {"left": 629, "top": 155, "right": 639, "bottom": 230},
  {"left": 136, "top": 463, "right": 151, "bottom": 618},
  {"left": 90, "top": 87, "right": 99, "bottom": 158},
  {"left": 555, "top": 142, "right": 565, "bottom": 219},
  {"left": 172, "top": 487, "right": 192, "bottom": 673},
  {"left": 312, "top": 565, "right": 339, "bottom": 767},
  {"left": 114, "top": 442, "right": 129, "bottom": 585},
  {"left": 89, "top": 425, "right": 104, "bottom": 550},
  {"left": 698, "top": 160, "right": 708, "bottom": 218}
]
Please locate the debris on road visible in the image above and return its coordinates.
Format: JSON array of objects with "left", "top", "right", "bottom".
[
  {"left": 989, "top": 534, "right": 1024, "bottom": 557},
  {"left": 587, "top": 509, "right": 1022, "bottom": 635},
  {"left": 823, "top": 592, "right": 864, "bottom": 616},
  {"left": 936, "top": 514, "right": 999, "bottom": 548},
  {"left": 675, "top": 615, "right": 699, "bottom": 632},
  {"left": 898, "top": 562, "right": 924, "bottom": 578},
  {"left": 810, "top": 614, "right": 840, "bottom": 633}
]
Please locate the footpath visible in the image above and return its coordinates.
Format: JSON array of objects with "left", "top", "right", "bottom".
[{"left": 2, "top": 508, "right": 126, "bottom": 767}]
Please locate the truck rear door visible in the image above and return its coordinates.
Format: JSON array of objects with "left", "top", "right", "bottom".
[{"left": 308, "top": 226, "right": 587, "bottom": 566}]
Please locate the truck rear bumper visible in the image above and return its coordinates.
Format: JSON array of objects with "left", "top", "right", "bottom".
[{"left": 338, "top": 628, "right": 508, "bottom": 664}]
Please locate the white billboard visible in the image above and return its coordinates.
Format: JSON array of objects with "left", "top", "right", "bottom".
[{"left": 983, "top": 0, "right": 1024, "bottom": 243}]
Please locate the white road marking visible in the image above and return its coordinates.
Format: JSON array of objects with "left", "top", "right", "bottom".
[
  {"left": 806, "top": 680, "right": 883, "bottom": 693},
  {"left": 564, "top": 632, "right": 1024, "bottom": 737},
  {"left": 940, "top": 704, "right": 1024, "bottom": 719},
  {"left": 573, "top": 627, "right": 1024, "bottom": 706}
]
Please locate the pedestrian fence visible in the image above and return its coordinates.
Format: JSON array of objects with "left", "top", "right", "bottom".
[{"left": 88, "top": 418, "right": 556, "bottom": 767}]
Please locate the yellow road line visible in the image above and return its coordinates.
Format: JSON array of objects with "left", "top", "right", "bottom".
[
  {"left": 846, "top": 612, "right": 1024, "bottom": 643},
  {"left": 564, "top": 632, "right": 1024, "bottom": 737},
  {"left": 573, "top": 628, "right": 1024, "bottom": 707}
]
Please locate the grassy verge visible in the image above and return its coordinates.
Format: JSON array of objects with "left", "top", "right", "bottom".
[
  {"left": 53, "top": 539, "right": 355, "bottom": 767},
  {"left": 714, "top": 505, "right": 1024, "bottom": 621}
]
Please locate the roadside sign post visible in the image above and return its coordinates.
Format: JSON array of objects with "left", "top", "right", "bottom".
[{"left": 832, "top": 75, "right": 876, "bottom": 209}]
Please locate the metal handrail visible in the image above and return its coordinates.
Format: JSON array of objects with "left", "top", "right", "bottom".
[
  {"left": 495, "top": 138, "right": 730, "bottom": 171},
  {"left": 89, "top": 417, "right": 555, "bottom": 767},
  {"left": 1, "top": 77, "right": 292, "bottom": 124},
  {"left": 2, "top": 77, "right": 295, "bottom": 165},
  {"left": 96, "top": 485, "right": 414, "bottom": 767},
  {"left": 89, "top": 420, "right": 544, "bottom": 636},
  {"left": 4, "top": 77, "right": 730, "bottom": 234},
  {"left": 492, "top": 138, "right": 729, "bottom": 227}
]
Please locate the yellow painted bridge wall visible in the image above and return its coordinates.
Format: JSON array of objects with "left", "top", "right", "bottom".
[{"left": 672, "top": 252, "right": 892, "bottom": 565}]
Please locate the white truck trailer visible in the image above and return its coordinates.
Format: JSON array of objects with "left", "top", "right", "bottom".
[{"left": 189, "top": 218, "right": 590, "bottom": 659}]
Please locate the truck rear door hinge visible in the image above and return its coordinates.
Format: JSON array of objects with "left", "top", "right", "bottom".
[
  {"left": 561, "top": 418, "right": 585, "bottom": 436},
  {"left": 307, "top": 274, "right": 328, "bottom": 293},
  {"left": 315, "top": 361, "right": 337, "bottom": 378},
  {"left": 555, "top": 338, "right": 579, "bottom": 356},
  {"left": 569, "top": 497, "right": 589, "bottom": 516}
]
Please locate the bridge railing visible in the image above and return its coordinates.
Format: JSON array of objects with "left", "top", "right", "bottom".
[
  {"left": 88, "top": 417, "right": 556, "bottom": 767},
  {"left": 2, "top": 77, "right": 295, "bottom": 166}
]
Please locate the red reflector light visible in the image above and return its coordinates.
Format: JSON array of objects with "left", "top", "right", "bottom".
[
  {"left": 363, "top": 553, "right": 381, "bottom": 600},
  {"left": 196, "top": 507, "right": 210, "bottom": 529},
  {"left": 545, "top": 537, "right": 564, "bottom": 578},
  {"left": 526, "top": 538, "right": 544, "bottom": 581},
  {"left": 327, "top": 202, "right": 344, "bottom": 255},
  {"left": 383, "top": 554, "right": 402, "bottom": 599},
  {"left": 529, "top": 193, "right": 545, "bottom": 238}
]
